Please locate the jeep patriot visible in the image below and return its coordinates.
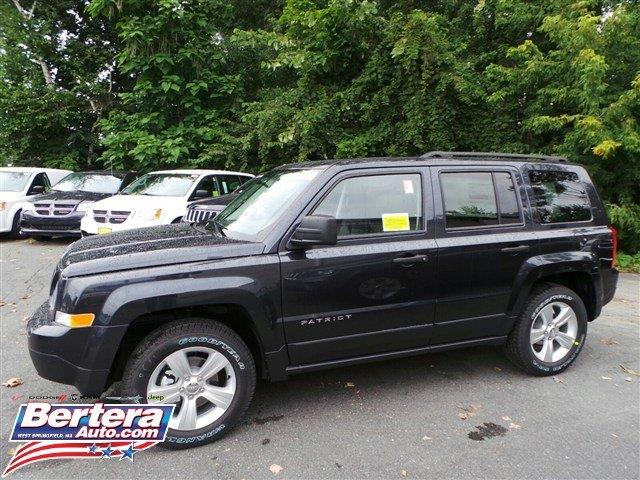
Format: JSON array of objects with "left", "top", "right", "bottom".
[{"left": 27, "top": 152, "right": 619, "bottom": 448}]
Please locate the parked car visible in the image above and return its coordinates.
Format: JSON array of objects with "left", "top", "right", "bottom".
[
  {"left": 27, "top": 152, "right": 618, "bottom": 449},
  {"left": 80, "top": 169, "right": 254, "bottom": 235},
  {"left": 0, "top": 167, "right": 72, "bottom": 238},
  {"left": 183, "top": 173, "right": 253, "bottom": 223},
  {"left": 19, "top": 171, "right": 137, "bottom": 239}
]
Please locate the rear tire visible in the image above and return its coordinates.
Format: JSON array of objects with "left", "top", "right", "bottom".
[
  {"left": 120, "top": 319, "right": 256, "bottom": 449},
  {"left": 506, "top": 283, "right": 588, "bottom": 376}
]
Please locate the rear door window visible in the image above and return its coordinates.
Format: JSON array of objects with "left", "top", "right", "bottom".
[
  {"left": 313, "top": 173, "right": 423, "bottom": 237},
  {"left": 440, "top": 171, "right": 523, "bottom": 229},
  {"left": 529, "top": 171, "right": 591, "bottom": 223}
]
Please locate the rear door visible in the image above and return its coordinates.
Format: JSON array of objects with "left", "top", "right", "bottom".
[
  {"left": 280, "top": 168, "right": 437, "bottom": 364},
  {"left": 432, "top": 165, "right": 538, "bottom": 344}
]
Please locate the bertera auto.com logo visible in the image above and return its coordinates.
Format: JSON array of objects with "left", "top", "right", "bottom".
[{"left": 3, "top": 403, "right": 174, "bottom": 477}]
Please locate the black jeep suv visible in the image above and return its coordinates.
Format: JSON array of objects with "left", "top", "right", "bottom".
[{"left": 27, "top": 152, "right": 618, "bottom": 448}]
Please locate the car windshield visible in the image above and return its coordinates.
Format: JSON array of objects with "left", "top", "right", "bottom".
[
  {"left": 53, "top": 172, "right": 124, "bottom": 194},
  {"left": 213, "top": 168, "right": 321, "bottom": 241},
  {"left": 121, "top": 173, "right": 198, "bottom": 197},
  {"left": 0, "top": 171, "right": 32, "bottom": 192}
]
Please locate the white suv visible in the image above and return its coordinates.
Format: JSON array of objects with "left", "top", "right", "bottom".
[
  {"left": 0, "top": 167, "right": 72, "bottom": 238},
  {"left": 80, "top": 169, "right": 253, "bottom": 235}
]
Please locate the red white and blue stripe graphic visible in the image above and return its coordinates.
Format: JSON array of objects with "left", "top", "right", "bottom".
[{"left": 3, "top": 440, "right": 157, "bottom": 477}]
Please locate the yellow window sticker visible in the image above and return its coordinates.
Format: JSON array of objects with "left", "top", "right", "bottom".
[{"left": 382, "top": 213, "right": 410, "bottom": 232}]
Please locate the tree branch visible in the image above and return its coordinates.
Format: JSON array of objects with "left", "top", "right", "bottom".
[{"left": 11, "top": 0, "right": 54, "bottom": 87}]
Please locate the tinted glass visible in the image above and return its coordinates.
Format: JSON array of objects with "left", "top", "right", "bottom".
[
  {"left": 441, "top": 172, "right": 498, "bottom": 228},
  {"left": 53, "top": 172, "right": 123, "bottom": 194},
  {"left": 215, "top": 168, "right": 321, "bottom": 240},
  {"left": 218, "top": 175, "right": 242, "bottom": 195},
  {"left": 494, "top": 172, "right": 521, "bottom": 224},
  {"left": 313, "top": 174, "right": 422, "bottom": 237},
  {"left": 529, "top": 171, "right": 591, "bottom": 223},
  {"left": 195, "top": 176, "right": 219, "bottom": 197},
  {"left": 121, "top": 173, "right": 197, "bottom": 197}
]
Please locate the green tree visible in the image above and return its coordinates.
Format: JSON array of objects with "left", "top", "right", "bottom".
[{"left": 0, "top": 0, "right": 126, "bottom": 169}]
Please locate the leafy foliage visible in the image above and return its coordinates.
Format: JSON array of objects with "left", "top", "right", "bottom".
[
  {"left": 2, "top": 0, "right": 639, "bottom": 241},
  {"left": 0, "top": 0, "right": 127, "bottom": 169}
]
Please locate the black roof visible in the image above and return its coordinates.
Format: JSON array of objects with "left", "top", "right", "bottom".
[{"left": 281, "top": 151, "right": 571, "bottom": 170}]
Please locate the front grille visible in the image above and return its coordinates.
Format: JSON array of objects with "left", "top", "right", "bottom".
[
  {"left": 185, "top": 208, "right": 216, "bottom": 223},
  {"left": 92, "top": 209, "right": 131, "bottom": 224},
  {"left": 33, "top": 202, "right": 76, "bottom": 217}
]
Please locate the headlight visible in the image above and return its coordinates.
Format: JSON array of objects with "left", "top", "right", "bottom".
[
  {"left": 22, "top": 202, "right": 34, "bottom": 212},
  {"left": 55, "top": 311, "right": 95, "bottom": 328},
  {"left": 76, "top": 201, "right": 94, "bottom": 212},
  {"left": 134, "top": 208, "right": 163, "bottom": 221}
]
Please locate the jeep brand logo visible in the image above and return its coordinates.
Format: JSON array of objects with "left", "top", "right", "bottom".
[{"left": 301, "top": 314, "right": 353, "bottom": 326}]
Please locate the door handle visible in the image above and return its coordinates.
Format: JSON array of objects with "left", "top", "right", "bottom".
[
  {"left": 393, "top": 254, "right": 429, "bottom": 264},
  {"left": 501, "top": 245, "right": 530, "bottom": 254}
]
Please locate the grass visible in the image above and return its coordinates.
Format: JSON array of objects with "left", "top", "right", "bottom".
[{"left": 616, "top": 252, "right": 640, "bottom": 273}]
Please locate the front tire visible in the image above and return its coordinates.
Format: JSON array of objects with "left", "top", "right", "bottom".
[
  {"left": 9, "top": 211, "right": 26, "bottom": 239},
  {"left": 121, "top": 319, "right": 256, "bottom": 449},
  {"left": 506, "top": 283, "right": 587, "bottom": 376}
]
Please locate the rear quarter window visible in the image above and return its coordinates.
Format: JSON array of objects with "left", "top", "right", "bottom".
[{"left": 529, "top": 170, "right": 592, "bottom": 223}]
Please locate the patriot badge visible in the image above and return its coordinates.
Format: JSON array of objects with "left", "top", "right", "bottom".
[{"left": 3, "top": 403, "right": 174, "bottom": 476}]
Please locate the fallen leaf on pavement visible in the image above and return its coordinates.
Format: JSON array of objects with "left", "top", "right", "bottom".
[
  {"left": 345, "top": 382, "right": 355, "bottom": 387},
  {"left": 502, "top": 416, "right": 512, "bottom": 421},
  {"left": 601, "top": 376, "right": 612, "bottom": 380},
  {"left": 3, "top": 378, "right": 23, "bottom": 388},
  {"left": 508, "top": 422, "right": 521, "bottom": 430},
  {"left": 620, "top": 364, "right": 640, "bottom": 376},
  {"left": 601, "top": 338, "right": 619, "bottom": 346},
  {"left": 458, "top": 405, "right": 479, "bottom": 420},
  {"left": 625, "top": 377, "right": 633, "bottom": 382},
  {"left": 494, "top": 367, "right": 502, "bottom": 372},
  {"left": 553, "top": 376, "right": 564, "bottom": 384},
  {"left": 269, "top": 464, "right": 283, "bottom": 475},
  {"left": 401, "top": 470, "right": 407, "bottom": 477},
  {"left": 422, "top": 436, "right": 432, "bottom": 441},
  {"left": 0, "top": 301, "right": 5, "bottom": 307}
]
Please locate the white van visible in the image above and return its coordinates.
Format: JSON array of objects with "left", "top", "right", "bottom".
[
  {"left": 81, "top": 169, "right": 253, "bottom": 235},
  {"left": 0, "top": 167, "right": 73, "bottom": 237}
]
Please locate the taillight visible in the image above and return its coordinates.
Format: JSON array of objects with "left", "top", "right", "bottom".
[{"left": 608, "top": 225, "right": 618, "bottom": 266}]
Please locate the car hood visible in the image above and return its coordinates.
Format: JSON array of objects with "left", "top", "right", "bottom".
[
  {"left": 31, "top": 190, "right": 112, "bottom": 204},
  {"left": 60, "top": 223, "right": 264, "bottom": 277},
  {"left": 189, "top": 192, "right": 238, "bottom": 209},
  {"left": 93, "top": 194, "right": 186, "bottom": 211}
]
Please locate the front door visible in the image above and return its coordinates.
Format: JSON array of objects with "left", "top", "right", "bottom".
[{"left": 280, "top": 169, "right": 437, "bottom": 365}]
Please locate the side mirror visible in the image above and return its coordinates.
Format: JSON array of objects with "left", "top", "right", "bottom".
[
  {"left": 30, "top": 185, "right": 44, "bottom": 195},
  {"left": 289, "top": 215, "right": 337, "bottom": 248},
  {"left": 193, "top": 189, "right": 210, "bottom": 199}
]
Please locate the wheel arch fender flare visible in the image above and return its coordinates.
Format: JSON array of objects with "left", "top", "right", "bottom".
[{"left": 507, "top": 251, "right": 601, "bottom": 318}]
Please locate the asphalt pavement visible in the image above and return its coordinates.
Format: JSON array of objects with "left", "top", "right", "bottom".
[{"left": 1, "top": 237, "right": 638, "bottom": 479}]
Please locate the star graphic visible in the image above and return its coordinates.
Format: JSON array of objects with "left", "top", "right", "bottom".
[
  {"left": 119, "top": 443, "right": 138, "bottom": 462},
  {"left": 88, "top": 443, "right": 99, "bottom": 453},
  {"left": 100, "top": 445, "right": 114, "bottom": 458}
]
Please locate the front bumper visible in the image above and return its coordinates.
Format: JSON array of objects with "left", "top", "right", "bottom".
[
  {"left": 81, "top": 214, "right": 164, "bottom": 235},
  {"left": 27, "top": 302, "right": 124, "bottom": 396},
  {"left": 20, "top": 211, "right": 83, "bottom": 236}
]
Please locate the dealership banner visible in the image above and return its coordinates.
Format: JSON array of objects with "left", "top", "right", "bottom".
[{"left": 3, "top": 403, "right": 174, "bottom": 477}]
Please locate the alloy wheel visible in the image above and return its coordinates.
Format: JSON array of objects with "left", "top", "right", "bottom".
[
  {"left": 530, "top": 301, "right": 578, "bottom": 363},
  {"left": 146, "top": 347, "right": 236, "bottom": 431}
]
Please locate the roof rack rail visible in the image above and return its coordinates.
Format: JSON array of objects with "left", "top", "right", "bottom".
[{"left": 420, "top": 151, "right": 569, "bottom": 164}]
